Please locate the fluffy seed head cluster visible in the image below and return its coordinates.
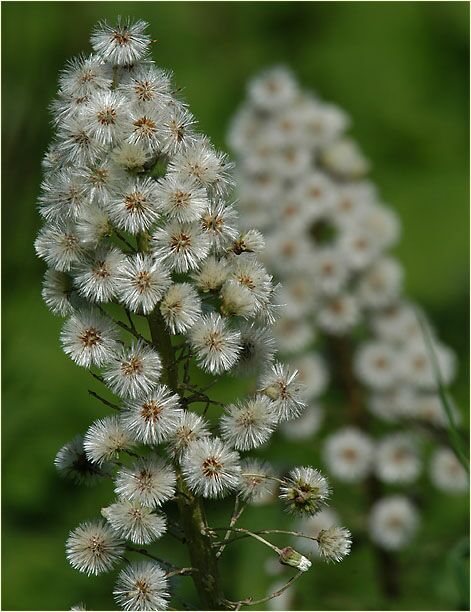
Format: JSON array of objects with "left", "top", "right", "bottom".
[
  {"left": 40, "top": 22, "right": 351, "bottom": 609},
  {"left": 229, "top": 66, "right": 462, "bottom": 554}
]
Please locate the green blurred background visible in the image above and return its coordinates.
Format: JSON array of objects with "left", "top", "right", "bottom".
[{"left": 2, "top": 2, "right": 469, "bottom": 610}]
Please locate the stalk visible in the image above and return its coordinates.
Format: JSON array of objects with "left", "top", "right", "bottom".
[
  {"left": 146, "top": 309, "right": 226, "bottom": 610},
  {"left": 329, "top": 335, "right": 400, "bottom": 600}
]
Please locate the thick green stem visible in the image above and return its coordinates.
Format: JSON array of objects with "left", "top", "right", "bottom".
[{"left": 146, "top": 309, "right": 226, "bottom": 610}]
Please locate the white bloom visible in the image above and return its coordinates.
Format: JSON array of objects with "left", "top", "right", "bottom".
[
  {"left": 74, "top": 247, "right": 125, "bottom": 303},
  {"left": 273, "top": 315, "right": 315, "bottom": 354},
  {"left": 323, "top": 427, "right": 374, "bottom": 483},
  {"left": 317, "top": 293, "right": 359, "bottom": 336},
  {"left": 160, "top": 283, "right": 202, "bottom": 334},
  {"left": 121, "top": 386, "right": 182, "bottom": 445},
  {"left": 155, "top": 174, "right": 208, "bottom": 223},
  {"left": 259, "top": 362, "right": 305, "bottom": 422},
  {"left": 55, "top": 435, "right": 110, "bottom": 485},
  {"left": 75, "top": 205, "right": 112, "bottom": 247},
  {"left": 82, "top": 90, "right": 129, "bottom": 145},
  {"left": 280, "top": 404, "right": 324, "bottom": 441},
  {"left": 169, "top": 136, "right": 233, "bottom": 196},
  {"left": 219, "top": 279, "right": 257, "bottom": 318},
  {"left": 104, "top": 340, "right": 162, "bottom": 399},
  {"left": 291, "top": 353, "right": 329, "bottom": 400},
  {"left": 369, "top": 496, "right": 419, "bottom": 550},
  {"left": 106, "top": 176, "right": 160, "bottom": 234},
  {"left": 117, "top": 254, "right": 171, "bottom": 314},
  {"left": 361, "top": 202, "right": 401, "bottom": 249},
  {"left": 113, "top": 561, "right": 170, "bottom": 611},
  {"left": 294, "top": 508, "right": 340, "bottom": 556},
  {"left": 152, "top": 220, "right": 209, "bottom": 273},
  {"left": 339, "top": 228, "right": 379, "bottom": 271},
  {"left": 220, "top": 395, "right": 277, "bottom": 450},
  {"left": 231, "top": 322, "right": 276, "bottom": 376},
  {"left": 316, "top": 526, "right": 352, "bottom": 563},
  {"left": 167, "top": 411, "right": 210, "bottom": 458},
  {"left": 375, "top": 433, "right": 421, "bottom": 484},
  {"left": 35, "top": 222, "right": 85, "bottom": 271},
  {"left": 279, "top": 466, "right": 330, "bottom": 515},
  {"left": 189, "top": 313, "right": 241, "bottom": 374},
  {"left": 102, "top": 499, "right": 167, "bottom": 544},
  {"left": 57, "top": 116, "right": 104, "bottom": 166},
  {"left": 115, "top": 456, "right": 176, "bottom": 507},
  {"left": 38, "top": 168, "right": 89, "bottom": 223},
  {"left": 321, "top": 137, "right": 369, "bottom": 179},
  {"left": 313, "top": 247, "right": 349, "bottom": 296},
  {"left": 357, "top": 257, "right": 403, "bottom": 310},
  {"left": 90, "top": 18, "right": 151, "bottom": 65},
  {"left": 239, "top": 458, "right": 276, "bottom": 504},
  {"left": 59, "top": 54, "right": 111, "bottom": 98},
  {"left": 230, "top": 229, "right": 265, "bottom": 255},
  {"left": 60, "top": 308, "right": 120, "bottom": 368},
  {"left": 119, "top": 65, "right": 172, "bottom": 107},
  {"left": 42, "top": 269, "right": 76, "bottom": 316},
  {"left": 191, "top": 256, "right": 230, "bottom": 292},
  {"left": 84, "top": 415, "right": 135, "bottom": 465},
  {"left": 66, "top": 520, "right": 124, "bottom": 576},
  {"left": 161, "top": 104, "right": 197, "bottom": 155},
  {"left": 248, "top": 66, "right": 298, "bottom": 112},
  {"left": 429, "top": 448, "right": 468, "bottom": 494},
  {"left": 201, "top": 202, "right": 239, "bottom": 251},
  {"left": 127, "top": 105, "right": 166, "bottom": 153},
  {"left": 399, "top": 337, "right": 456, "bottom": 390},
  {"left": 181, "top": 437, "right": 241, "bottom": 499},
  {"left": 354, "top": 341, "right": 399, "bottom": 391},
  {"left": 111, "top": 142, "right": 149, "bottom": 171}
]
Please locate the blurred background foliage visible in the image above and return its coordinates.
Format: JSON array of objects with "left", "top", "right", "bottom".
[{"left": 2, "top": 2, "right": 469, "bottom": 610}]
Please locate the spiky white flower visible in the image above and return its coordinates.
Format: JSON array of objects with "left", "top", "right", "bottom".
[
  {"left": 259, "top": 362, "right": 305, "bottom": 422},
  {"left": 154, "top": 174, "right": 208, "bottom": 223},
  {"left": 75, "top": 204, "right": 112, "bottom": 247},
  {"left": 59, "top": 54, "right": 112, "bottom": 98},
  {"left": 106, "top": 177, "right": 160, "bottom": 234},
  {"left": 111, "top": 141, "right": 149, "bottom": 171},
  {"left": 201, "top": 202, "right": 239, "bottom": 251},
  {"left": 354, "top": 341, "right": 399, "bottom": 391},
  {"left": 119, "top": 65, "right": 172, "bottom": 107},
  {"left": 219, "top": 279, "right": 257, "bottom": 318},
  {"left": 231, "top": 322, "right": 276, "bottom": 376},
  {"left": 357, "top": 257, "right": 403, "bottom": 310},
  {"left": 82, "top": 90, "right": 129, "bottom": 145},
  {"left": 57, "top": 116, "right": 104, "bottom": 166},
  {"left": 316, "top": 526, "right": 352, "bottom": 563},
  {"left": 74, "top": 247, "right": 125, "bottom": 303},
  {"left": 90, "top": 18, "right": 151, "bottom": 65},
  {"left": 293, "top": 508, "right": 340, "bottom": 556},
  {"left": 181, "top": 437, "right": 241, "bottom": 499},
  {"left": 113, "top": 561, "right": 170, "bottom": 611},
  {"left": 429, "top": 448, "right": 468, "bottom": 494},
  {"left": 189, "top": 313, "right": 241, "bottom": 374},
  {"left": 103, "top": 340, "right": 162, "bottom": 399},
  {"left": 55, "top": 435, "right": 110, "bottom": 485},
  {"left": 102, "top": 499, "right": 167, "bottom": 545},
  {"left": 116, "top": 254, "right": 171, "bottom": 314},
  {"left": 152, "top": 220, "right": 210, "bottom": 272},
  {"left": 115, "top": 456, "right": 176, "bottom": 508},
  {"left": 191, "top": 256, "right": 230, "bottom": 292},
  {"left": 239, "top": 458, "right": 277, "bottom": 504},
  {"left": 369, "top": 496, "right": 419, "bottom": 551},
  {"left": 60, "top": 308, "right": 120, "bottom": 368},
  {"left": 167, "top": 411, "right": 211, "bottom": 458},
  {"left": 279, "top": 466, "right": 330, "bottom": 515},
  {"left": 42, "top": 269, "right": 76, "bottom": 316},
  {"left": 121, "top": 386, "right": 182, "bottom": 445},
  {"left": 161, "top": 104, "right": 197, "bottom": 155},
  {"left": 220, "top": 395, "right": 277, "bottom": 450},
  {"left": 375, "top": 433, "right": 421, "bottom": 484},
  {"left": 159, "top": 283, "right": 202, "bottom": 333},
  {"left": 248, "top": 66, "right": 298, "bottom": 112},
  {"left": 66, "top": 520, "right": 124, "bottom": 576},
  {"left": 84, "top": 415, "right": 135, "bottom": 465},
  {"left": 35, "top": 222, "right": 85, "bottom": 271},
  {"left": 317, "top": 293, "right": 359, "bottom": 336},
  {"left": 323, "top": 427, "right": 374, "bottom": 483}
]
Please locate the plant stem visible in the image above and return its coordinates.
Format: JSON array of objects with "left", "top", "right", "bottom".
[
  {"left": 328, "top": 334, "right": 400, "bottom": 600},
  {"left": 146, "top": 308, "right": 226, "bottom": 610}
]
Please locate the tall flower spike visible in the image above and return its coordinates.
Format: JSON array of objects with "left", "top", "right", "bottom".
[{"left": 37, "top": 22, "right": 351, "bottom": 610}]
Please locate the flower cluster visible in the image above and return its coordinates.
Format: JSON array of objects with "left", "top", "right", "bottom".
[
  {"left": 37, "top": 23, "right": 350, "bottom": 611},
  {"left": 228, "top": 66, "right": 467, "bottom": 556}
]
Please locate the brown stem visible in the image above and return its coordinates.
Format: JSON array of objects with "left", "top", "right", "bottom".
[{"left": 146, "top": 308, "right": 226, "bottom": 610}]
